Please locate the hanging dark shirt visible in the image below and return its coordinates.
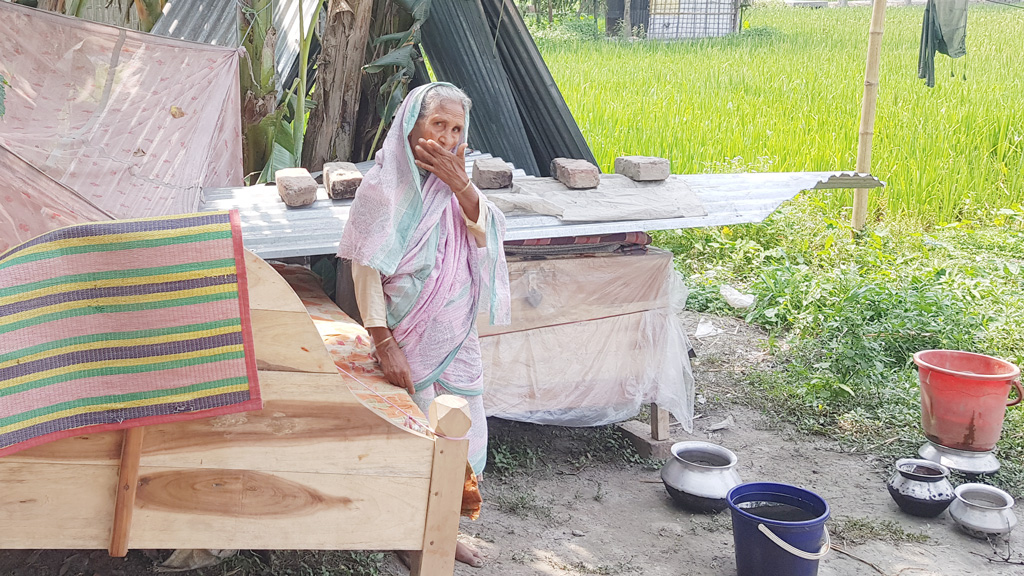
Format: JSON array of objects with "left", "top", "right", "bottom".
[{"left": 918, "top": 0, "right": 969, "bottom": 88}]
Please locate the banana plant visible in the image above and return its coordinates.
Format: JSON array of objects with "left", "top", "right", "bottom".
[
  {"left": 239, "top": 0, "right": 279, "bottom": 183},
  {"left": 362, "top": 0, "right": 432, "bottom": 159},
  {"left": 134, "top": 0, "right": 164, "bottom": 31}
]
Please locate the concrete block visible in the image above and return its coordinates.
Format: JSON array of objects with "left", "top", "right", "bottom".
[
  {"left": 275, "top": 168, "right": 317, "bottom": 207},
  {"left": 472, "top": 157, "right": 513, "bottom": 189},
  {"left": 614, "top": 156, "right": 671, "bottom": 181},
  {"left": 617, "top": 419, "right": 675, "bottom": 460},
  {"left": 550, "top": 157, "right": 600, "bottom": 189},
  {"left": 323, "top": 162, "right": 362, "bottom": 199}
]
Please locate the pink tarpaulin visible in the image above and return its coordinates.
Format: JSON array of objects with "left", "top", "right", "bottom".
[
  {"left": 0, "top": 143, "right": 113, "bottom": 253},
  {"left": 0, "top": 3, "right": 243, "bottom": 219}
]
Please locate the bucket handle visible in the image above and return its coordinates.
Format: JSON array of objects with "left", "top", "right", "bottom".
[
  {"left": 757, "top": 523, "right": 831, "bottom": 561},
  {"left": 1008, "top": 378, "right": 1023, "bottom": 408}
]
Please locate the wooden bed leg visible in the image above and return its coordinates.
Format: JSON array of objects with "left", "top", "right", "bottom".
[
  {"left": 109, "top": 426, "right": 145, "bottom": 557},
  {"left": 411, "top": 396, "right": 472, "bottom": 576},
  {"left": 651, "top": 403, "right": 670, "bottom": 441}
]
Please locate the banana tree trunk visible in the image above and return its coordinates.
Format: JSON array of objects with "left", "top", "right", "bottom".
[
  {"left": 303, "top": 0, "right": 374, "bottom": 168},
  {"left": 134, "top": 0, "right": 163, "bottom": 31}
]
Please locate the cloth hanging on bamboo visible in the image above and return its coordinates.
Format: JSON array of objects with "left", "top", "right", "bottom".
[{"left": 918, "top": 0, "right": 969, "bottom": 88}]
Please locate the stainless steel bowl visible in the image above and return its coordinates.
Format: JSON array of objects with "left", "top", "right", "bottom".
[
  {"left": 948, "top": 483, "right": 1017, "bottom": 539},
  {"left": 660, "top": 441, "right": 741, "bottom": 514}
]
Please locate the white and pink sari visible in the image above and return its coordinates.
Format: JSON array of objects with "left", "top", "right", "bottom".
[{"left": 338, "top": 83, "right": 510, "bottom": 474}]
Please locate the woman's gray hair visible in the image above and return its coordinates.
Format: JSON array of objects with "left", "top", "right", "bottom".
[{"left": 418, "top": 84, "right": 473, "bottom": 119}]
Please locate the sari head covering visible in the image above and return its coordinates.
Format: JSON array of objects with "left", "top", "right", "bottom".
[{"left": 338, "top": 83, "right": 511, "bottom": 395}]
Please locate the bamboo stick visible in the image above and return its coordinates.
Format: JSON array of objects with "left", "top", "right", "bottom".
[{"left": 852, "top": 0, "right": 887, "bottom": 231}]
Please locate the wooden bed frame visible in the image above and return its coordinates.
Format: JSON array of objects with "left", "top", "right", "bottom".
[{"left": 0, "top": 251, "right": 470, "bottom": 576}]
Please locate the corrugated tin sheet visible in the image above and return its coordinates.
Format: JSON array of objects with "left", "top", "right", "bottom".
[
  {"left": 151, "top": 0, "right": 320, "bottom": 93},
  {"left": 200, "top": 159, "right": 883, "bottom": 259},
  {"left": 421, "top": 0, "right": 541, "bottom": 176},
  {"left": 480, "top": 0, "right": 599, "bottom": 172}
]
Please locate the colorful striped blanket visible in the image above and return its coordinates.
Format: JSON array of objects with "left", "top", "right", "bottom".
[{"left": 0, "top": 211, "right": 261, "bottom": 457}]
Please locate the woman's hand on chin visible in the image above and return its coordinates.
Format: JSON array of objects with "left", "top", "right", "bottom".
[{"left": 414, "top": 139, "right": 471, "bottom": 192}]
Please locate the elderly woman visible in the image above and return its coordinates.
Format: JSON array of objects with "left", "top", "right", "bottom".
[{"left": 337, "top": 83, "right": 509, "bottom": 567}]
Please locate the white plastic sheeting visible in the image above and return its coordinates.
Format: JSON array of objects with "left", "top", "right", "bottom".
[
  {"left": 0, "top": 3, "right": 243, "bottom": 219},
  {"left": 479, "top": 248, "right": 695, "bottom": 431},
  {"left": 0, "top": 143, "right": 112, "bottom": 253}
]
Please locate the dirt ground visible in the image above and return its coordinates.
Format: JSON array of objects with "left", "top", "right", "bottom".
[
  {"left": 2, "top": 312, "right": 1021, "bottom": 576},
  {"left": 439, "top": 312, "right": 1024, "bottom": 576}
]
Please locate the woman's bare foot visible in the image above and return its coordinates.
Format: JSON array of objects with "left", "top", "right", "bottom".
[
  {"left": 394, "top": 541, "right": 484, "bottom": 569},
  {"left": 455, "top": 540, "right": 484, "bottom": 568}
]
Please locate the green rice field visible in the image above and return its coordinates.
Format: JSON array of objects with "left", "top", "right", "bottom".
[{"left": 536, "top": 4, "right": 1024, "bottom": 223}]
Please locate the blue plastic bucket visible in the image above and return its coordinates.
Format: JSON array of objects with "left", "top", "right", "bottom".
[{"left": 727, "top": 482, "right": 831, "bottom": 576}]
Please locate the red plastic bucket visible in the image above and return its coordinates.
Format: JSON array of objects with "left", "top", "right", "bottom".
[{"left": 913, "top": 350, "right": 1022, "bottom": 452}]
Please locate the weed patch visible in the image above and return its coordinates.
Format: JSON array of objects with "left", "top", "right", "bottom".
[{"left": 829, "top": 517, "right": 929, "bottom": 546}]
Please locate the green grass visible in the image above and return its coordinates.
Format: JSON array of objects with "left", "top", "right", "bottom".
[
  {"left": 534, "top": 5, "right": 1024, "bottom": 496},
  {"left": 537, "top": 3, "right": 1024, "bottom": 222}
]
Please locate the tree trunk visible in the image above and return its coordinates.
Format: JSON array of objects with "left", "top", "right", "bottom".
[
  {"left": 547, "top": 0, "right": 552, "bottom": 23},
  {"left": 303, "top": 0, "right": 374, "bottom": 169},
  {"left": 622, "top": 0, "right": 631, "bottom": 38}
]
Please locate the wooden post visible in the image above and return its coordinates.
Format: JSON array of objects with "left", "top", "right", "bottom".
[
  {"left": 109, "top": 427, "right": 145, "bottom": 557},
  {"left": 650, "top": 403, "right": 671, "bottom": 441},
  {"left": 411, "top": 396, "right": 472, "bottom": 576},
  {"left": 851, "top": 0, "right": 887, "bottom": 231}
]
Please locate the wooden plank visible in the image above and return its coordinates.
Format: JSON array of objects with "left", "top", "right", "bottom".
[
  {"left": 650, "top": 403, "right": 671, "bottom": 442},
  {"left": 251, "top": 309, "right": 338, "bottom": 373},
  {"left": 138, "top": 371, "right": 434, "bottom": 477},
  {"left": 412, "top": 396, "right": 472, "bottom": 576},
  {"left": 0, "top": 430, "right": 123, "bottom": 464},
  {"left": 129, "top": 467, "right": 428, "bottom": 550},
  {"left": 0, "top": 462, "right": 118, "bottom": 548},
  {"left": 243, "top": 249, "right": 310, "bottom": 313},
  {"left": 109, "top": 427, "right": 145, "bottom": 557}
]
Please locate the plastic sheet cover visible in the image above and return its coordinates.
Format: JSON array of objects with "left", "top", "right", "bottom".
[
  {"left": 479, "top": 248, "right": 695, "bottom": 431},
  {"left": 0, "top": 3, "right": 243, "bottom": 219},
  {"left": 0, "top": 143, "right": 113, "bottom": 253}
]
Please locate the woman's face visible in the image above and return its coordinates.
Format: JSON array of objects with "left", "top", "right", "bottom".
[{"left": 408, "top": 99, "right": 465, "bottom": 152}]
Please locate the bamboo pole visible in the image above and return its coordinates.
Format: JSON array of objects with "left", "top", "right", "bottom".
[{"left": 851, "top": 0, "right": 887, "bottom": 231}]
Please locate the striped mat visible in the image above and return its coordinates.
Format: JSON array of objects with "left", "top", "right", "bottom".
[{"left": 0, "top": 211, "right": 261, "bottom": 457}]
